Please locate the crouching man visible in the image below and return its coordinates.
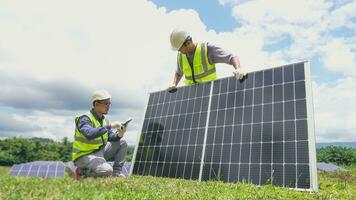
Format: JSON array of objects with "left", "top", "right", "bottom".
[{"left": 72, "top": 89, "right": 128, "bottom": 178}]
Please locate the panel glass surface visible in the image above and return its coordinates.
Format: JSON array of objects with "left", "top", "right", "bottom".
[
  {"left": 10, "top": 161, "right": 65, "bottom": 178},
  {"left": 132, "top": 83, "right": 211, "bottom": 180},
  {"left": 133, "top": 62, "right": 314, "bottom": 190},
  {"left": 202, "top": 62, "right": 310, "bottom": 189}
]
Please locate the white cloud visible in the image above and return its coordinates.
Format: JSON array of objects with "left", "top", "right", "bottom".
[
  {"left": 12, "top": 111, "right": 74, "bottom": 140},
  {"left": 218, "top": 0, "right": 228, "bottom": 6},
  {"left": 0, "top": 0, "right": 355, "bottom": 144},
  {"left": 218, "top": 0, "right": 245, "bottom": 6},
  {"left": 313, "top": 77, "right": 356, "bottom": 142},
  {"left": 0, "top": 0, "right": 249, "bottom": 144},
  {"left": 0, "top": 0, "right": 174, "bottom": 89},
  {"left": 319, "top": 38, "right": 356, "bottom": 77},
  {"left": 324, "top": 1, "right": 356, "bottom": 30},
  {"left": 0, "top": 111, "right": 42, "bottom": 136},
  {"left": 233, "top": 0, "right": 332, "bottom": 25},
  {"left": 231, "top": 0, "right": 356, "bottom": 76}
]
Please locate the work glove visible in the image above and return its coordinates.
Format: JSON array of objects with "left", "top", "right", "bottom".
[
  {"left": 110, "top": 121, "right": 121, "bottom": 129},
  {"left": 115, "top": 124, "right": 127, "bottom": 138},
  {"left": 233, "top": 68, "right": 246, "bottom": 80},
  {"left": 167, "top": 84, "right": 177, "bottom": 93}
]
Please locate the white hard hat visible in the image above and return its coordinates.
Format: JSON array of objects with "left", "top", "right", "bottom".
[
  {"left": 91, "top": 89, "right": 111, "bottom": 104},
  {"left": 170, "top": 29, "right": 190, "bottom": 50}
]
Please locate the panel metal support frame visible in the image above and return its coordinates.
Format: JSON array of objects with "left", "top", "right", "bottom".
[
  {"left": 304, "top": 61, "right": 318, "bottom": 192},
  {"left": 198, "top": 82, "right": 214, "bottom": 180}
]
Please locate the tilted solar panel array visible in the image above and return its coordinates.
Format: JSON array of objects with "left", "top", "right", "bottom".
[
  {"left": 10, "top": 161, "right": 65, "bottom": 178},
  {"left": 131, "top": 61, "right": 317, "bottom": 191}
]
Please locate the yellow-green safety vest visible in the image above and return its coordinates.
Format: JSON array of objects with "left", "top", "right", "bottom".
[
  {"left": 178, "top": 43, "right": 217, "bottom": 85},
  {"left": 72, "top": 112, "right": 108, "bottom": 161}
]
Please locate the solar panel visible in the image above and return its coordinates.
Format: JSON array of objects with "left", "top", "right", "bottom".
[
  {"left": 317, "top": 162, "right": 350, "bottom": 173},
  {"left": 9, "top": 161, "right": 65, "bottom": 178},
  {"left": 132, "top": 83, "right": 211, "bottom": 180},
  {"left": 131, "top": 61, "right": 318, "bottom": 191}
]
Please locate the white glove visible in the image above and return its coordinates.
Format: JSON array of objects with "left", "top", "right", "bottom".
[
  {"left": 110, "top": 121, "right": 121, "bottom": 129},
  {"left": 167, "top": 84, "right": 177, "bottom": 93},
  {"left": 233, "top": 68, "right": 246, "bottom": 80},
  {"left": 115, "top": 124, "right": 127, "bottom": 138}
]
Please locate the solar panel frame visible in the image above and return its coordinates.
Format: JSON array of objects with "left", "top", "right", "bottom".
[
  {"left": 304, "top": 61, "right": 318, "bottom": 192},
  {"left": 131, "top": 61, "right": 318, "bottom": 192},
  {"left": 198, "top": 80, "right": 214, "bottom": 180}
]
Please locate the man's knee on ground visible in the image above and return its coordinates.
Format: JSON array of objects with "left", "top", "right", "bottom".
[{"left": 93, "top": 162, "right": 113, "bottom": 177}]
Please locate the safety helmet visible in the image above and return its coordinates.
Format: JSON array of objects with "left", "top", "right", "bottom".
[
  {"left": 91, "top": 89, "right": 111, "bottom": 105},
  {"left": 170, "top": 29, "right": 190, "bottom": 50}
]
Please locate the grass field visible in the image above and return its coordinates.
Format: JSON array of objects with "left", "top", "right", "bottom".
[{"left": 0, "top": 165, "right": 355, "bottom": 199}]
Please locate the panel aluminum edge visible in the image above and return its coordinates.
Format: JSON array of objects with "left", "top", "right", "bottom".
[
  {"left": 198, "top": 82, "right": 214, "bottom": 181},
  {"left": 304, "top": 61, "right": 318, "bottom": 192}
]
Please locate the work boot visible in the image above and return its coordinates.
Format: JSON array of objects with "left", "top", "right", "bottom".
[
  {"left": 75, "top": 168, "right": 82, "bottom": 180},
  {"left": 75, "top": 168, "right": 89, "bottom": 179}
]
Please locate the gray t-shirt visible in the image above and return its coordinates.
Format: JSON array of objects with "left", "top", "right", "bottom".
[{"left": 176, "top": 42, "right": 236, "bottom": 76}]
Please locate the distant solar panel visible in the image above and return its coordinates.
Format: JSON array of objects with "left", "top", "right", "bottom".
[
  {"left": 317, "top": 162, "right": 349, "bottom": 173},
  {"left": 10, "top": 161, "right": 65, "bottom": 178},
  {"left": 131, "top": 61, "right": 317, "bottom": 191}
]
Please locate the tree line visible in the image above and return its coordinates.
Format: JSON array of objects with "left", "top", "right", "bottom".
[
  {"left": 0, "top": 137, "right": 71, "bottom": 166},
  {"left": 0, "top": 137, "right": 134, "bottom": 166},
  {"left": 317, "top": 145, "right": 356, "bottom": 166}
]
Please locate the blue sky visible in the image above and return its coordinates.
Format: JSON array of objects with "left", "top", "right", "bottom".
[
  {"left": 152, "top": 0, "right": 355, "bottom": 84},
  {"left": 152, "top": 0, "right": 239, "bottom": 32},
  {"left": 0, "top": 0, "right": 355, "bottom": 144}
]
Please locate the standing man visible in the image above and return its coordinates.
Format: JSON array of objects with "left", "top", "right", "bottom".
[
  {"left": 72, "top": 89, "right": 128, "bottom": 178},
  {"left": 167, "top": 29, "right": 246, "bottom": 92}
]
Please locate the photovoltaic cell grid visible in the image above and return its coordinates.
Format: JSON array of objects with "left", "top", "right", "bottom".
[
  {"left": 132, "top": 61, "right": 317, "bottom": 191},
  {"left": 202, "top": 62, "right": 314, "bottom": 189},
  {"left": 132, "top": 83, "right": 211, "bottom": 180},
  {"left": 10, "top": 161, "right": 65, "bottom": 178}
]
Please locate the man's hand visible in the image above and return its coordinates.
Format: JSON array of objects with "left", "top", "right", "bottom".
[
  {"left": 167, "top": 84, "right": 177, "bottom": 93},
  {"left": 110, "top": 121, "right": 121, "bottom": 129},
  {"left": 115, "top": 124, "right": 127, "bottom": 138},
  {"left": 233, "top": 68, "right": 246, "bottom": 80}
]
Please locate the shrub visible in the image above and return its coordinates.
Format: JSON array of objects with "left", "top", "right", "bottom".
[{"left": 317, "top": 146, "right": 356, "bottom": 165}]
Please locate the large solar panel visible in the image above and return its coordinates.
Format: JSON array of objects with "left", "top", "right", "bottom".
[
  {"left": 131, "top": 61, "right": 318, "bottom": 191},
  {"left": 10, "top": 161, "right": 65, "bottom": 178}
]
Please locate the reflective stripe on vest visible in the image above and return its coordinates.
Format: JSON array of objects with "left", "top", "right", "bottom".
[
  {"left": 71, "top": 112, "right": 109, "bottom": 161},
  {"left": 178, "top": 43, "right": 217, "bottom": 85}
]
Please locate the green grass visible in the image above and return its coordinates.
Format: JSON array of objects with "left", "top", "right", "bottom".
[
  {"left": 0, "top": 166, "right": 10, "bottom": 175},
  {"left": 0, "top": 166, "right": 355, "bottom": 200}
]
